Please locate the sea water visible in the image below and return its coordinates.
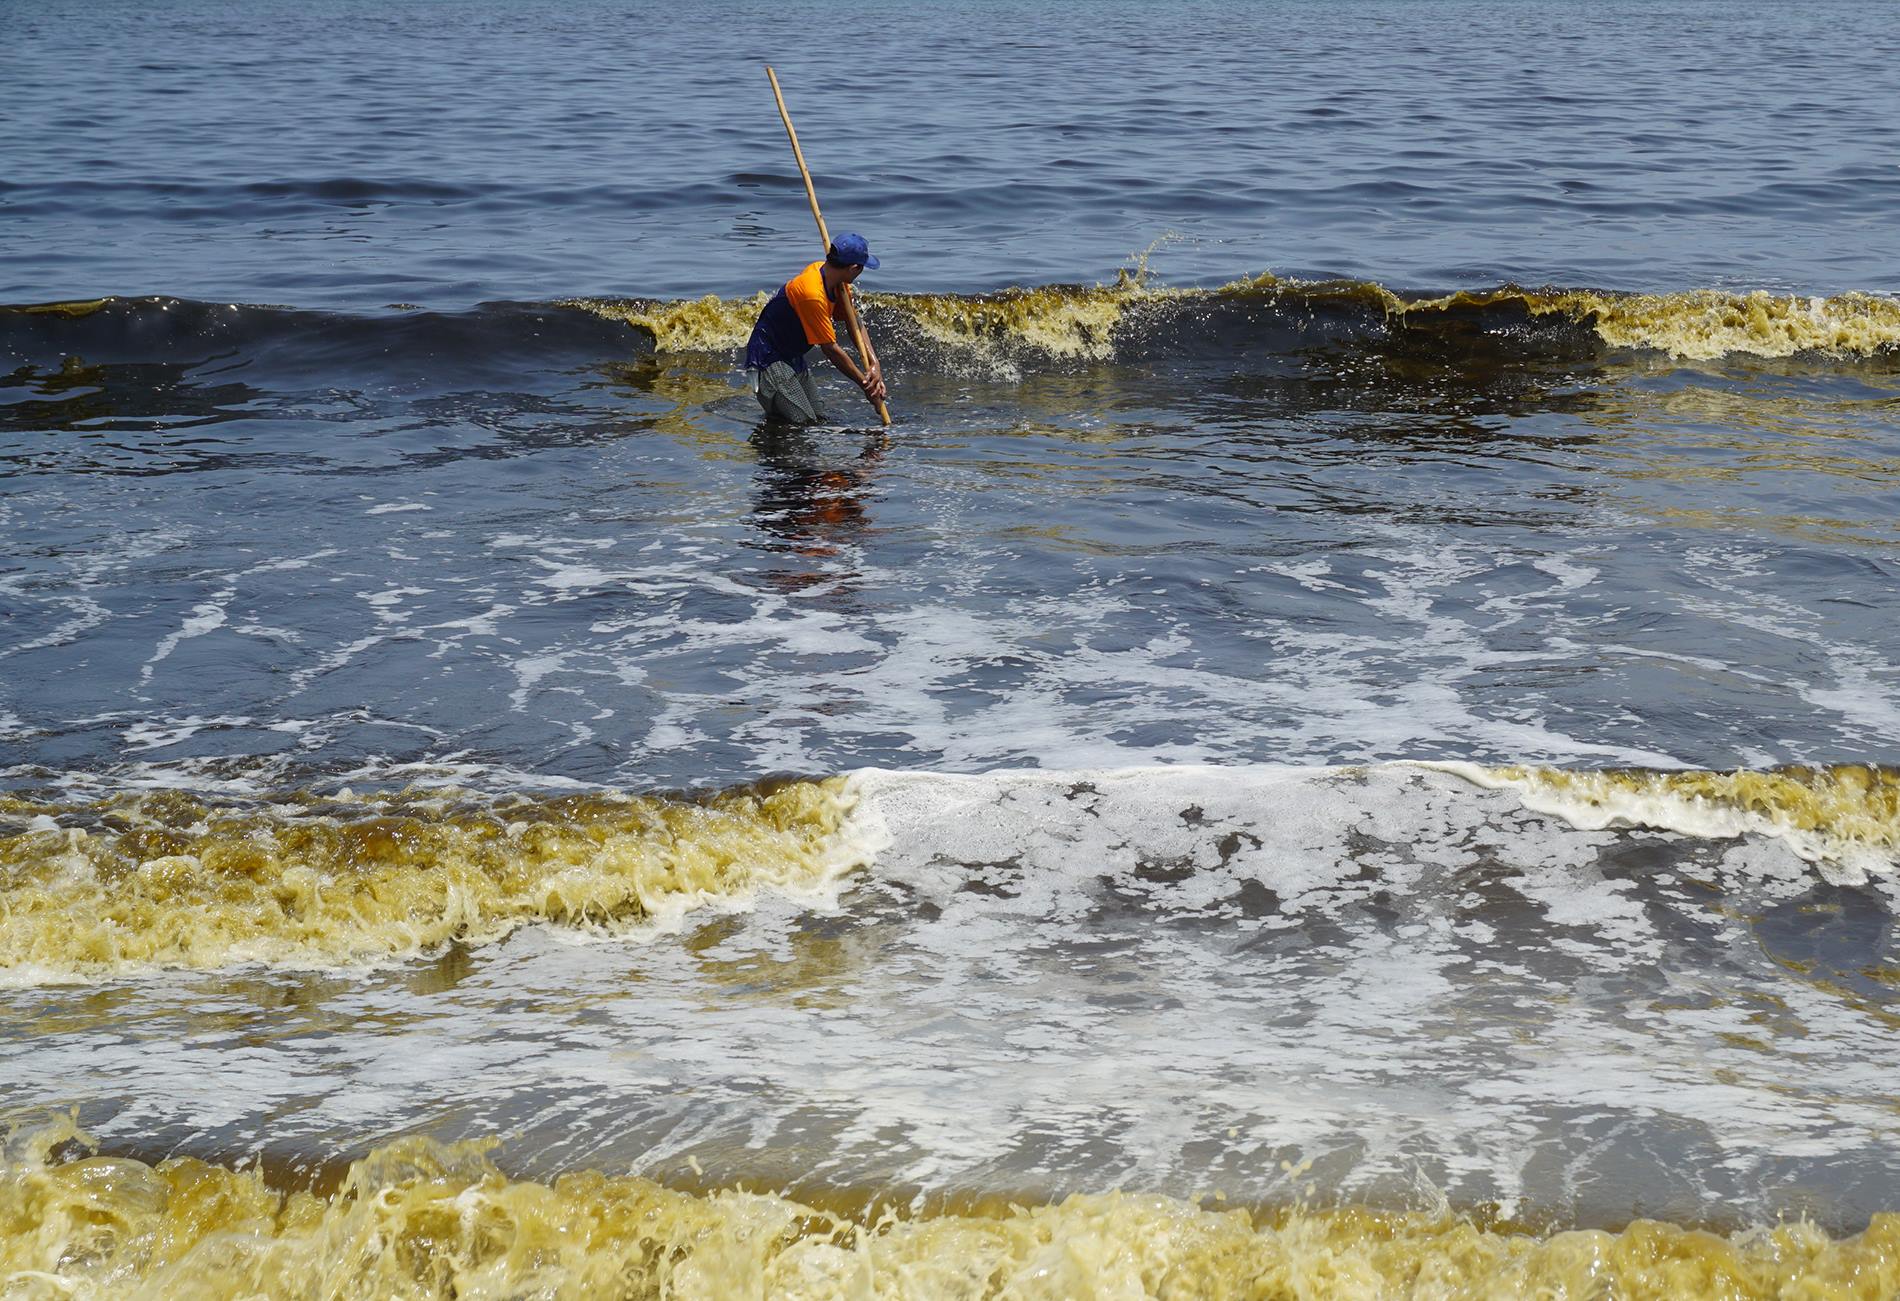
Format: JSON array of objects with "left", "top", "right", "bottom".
[{"left": 4, "top": 2, "right": 1900, "bottom": 1296}]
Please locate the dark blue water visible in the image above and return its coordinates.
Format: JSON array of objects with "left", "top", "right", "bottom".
[{"left": 7, "top": 0, "right": 1900, "bottom": 305}]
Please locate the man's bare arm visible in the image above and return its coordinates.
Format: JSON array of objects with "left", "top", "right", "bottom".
[{"left": 820, "top": 341, "right": 886, "bottom": 404}]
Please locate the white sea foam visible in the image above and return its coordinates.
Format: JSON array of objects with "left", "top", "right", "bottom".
[
  {"left": 122, "top": 714, "right": 255, "bottom": 752},
  {"left": 138, "top": 595, "right": 231, "bottom": 685},
  {"left": 0, "top": 592, "right": 112, "bottom": 657}
]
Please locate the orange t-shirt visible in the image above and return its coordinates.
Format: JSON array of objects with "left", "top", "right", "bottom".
[{"left": 785, "top": 260, "right": 845, "bottom": 347}]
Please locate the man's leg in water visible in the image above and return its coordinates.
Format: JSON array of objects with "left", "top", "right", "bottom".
[{"left": 755, "top": 360, "right": 824, "bottom": 424}]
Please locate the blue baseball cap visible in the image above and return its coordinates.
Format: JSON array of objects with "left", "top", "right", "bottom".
[{"left": 827, "top": 232, "right": 880, "bottom": 269}]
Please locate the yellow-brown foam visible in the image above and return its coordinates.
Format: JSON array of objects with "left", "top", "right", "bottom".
[
  {"left": 884, "top": 281, "right": 1147, "bottom": 363},
  {"left": 0, "top": 780, "right": 860, "bottom": 983},
  {"left": 4, "top": 298, "right": 114, "bottom": 319},
  {"left": 1476, "top": 764, "right": 1900, "bottom": 875},
  {"left": 562, "top": 292, "right": 768, "bottom": 352},
  {"left": 569, "top": 274, "right": 1900, "bottom": 366},
  {"left": 1236, "top": 278, "right": 1900, "bottom": 360},
  {"left": 567, "top": 279, "right": 1152, "bottom": 368},
  {"left": 1526, "top": 288, "right": 1900, "bottom": 361},
  {"left": 3, "top": 1122, "right": 1895, "bottom": 1300},
  {"left": 1227, "top": 277, "right": 1900, "bottom": 359},
  {"left": 14, "top": 280, "right": 1900, "bottom": 366}
]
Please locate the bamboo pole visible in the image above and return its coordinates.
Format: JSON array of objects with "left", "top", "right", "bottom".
[{"left": 766, "top": 65, "right": 890, "bottom": 426}]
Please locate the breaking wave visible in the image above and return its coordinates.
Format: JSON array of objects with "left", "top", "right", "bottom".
[
  {"left": 3, "top": 1117, "right": 1896, "bottom": 1300},
  {"left": 0, "top": 779, "right": 865, "bottom": 984},
  {"left": 574, "top": 273, "right": 1900, "bottom": 366},
  {"left": 7, "top": 275, "right": 1899, "bottom": 388},
  {"left": 1442, "top": 762, "right": 1900, "bottom": 884},
  {"left": 4, "top": 761, "right": 1895, "bottom": 985}
]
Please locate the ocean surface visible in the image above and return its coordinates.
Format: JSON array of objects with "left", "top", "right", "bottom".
[{"left": 4, "top": 1, "right": 1900, "bottom": 1296}]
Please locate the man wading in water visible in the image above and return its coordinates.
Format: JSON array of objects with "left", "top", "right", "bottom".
[{"left": 745, "top": 232, "right": 886, "bottom": 424}]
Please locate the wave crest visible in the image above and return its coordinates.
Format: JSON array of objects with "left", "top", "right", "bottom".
[
  {"left": 4, "top": 1119, "right": 1896, "bottom": 1300},
  {"left": 1529, "top": 288, "right": 1900, "bottom": 361},
  {"left": 567, "top": 275, "right": 1900, "bottom": 366},
  {"left": 1448, "top": 763, "right": 1900, "bottom": 882},
  {"left": 560, "top": 291, "right": 767, "bottom": 353},
  {"left": 0, "top": 779, "right": 864, "bottom": 983},
  {"left": 11, "top": 278, "right": 1899, "bottom": 376}
]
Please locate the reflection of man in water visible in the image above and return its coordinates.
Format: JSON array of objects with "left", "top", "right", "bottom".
[
  {"left": 744, "top": 232, "right": 887, "bottom": 424},
  {"left": 749, "top": 424, "right": 885, "bottom": 591}
]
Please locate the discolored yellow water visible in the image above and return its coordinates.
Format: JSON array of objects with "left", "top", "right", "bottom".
[
  {"left": 883, "top": 282, "right": 1136, "bottom": 364},
  {"left": 569, "top": 275, "right": 1900, "bottom": 366},
  {"left": 0, "top": 779, "right": 863, "bottom": 984},
  {"left": 6, "top": 766, "right": 1898, "bottom": 985},
  {"left": 19, "top": 275, "right": 1900, "bottom": 368},
  {"left": 567, "top": 281, "right": 1141, "bottom": 370},
  {"left": 565, "top": 291, "right": 771, "bottom": 353},
  {"left": 3, "top": 1119, "right": 1895, "bottom": 1300},
  {"left": 1460, "top": 763, "right": 1900, "bottom": 881},
  {"left": 1527, "top": 288, "right": 1900, "bottom": 361}
]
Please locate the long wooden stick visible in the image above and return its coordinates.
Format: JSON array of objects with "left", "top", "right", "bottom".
[{"left": 766, "top": 65, "right": 890, "bottom": 426}]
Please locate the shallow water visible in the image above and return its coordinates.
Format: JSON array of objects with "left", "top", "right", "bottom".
[{"left": 4, "top": 1, "right": 1900, "bottom": 1295}]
